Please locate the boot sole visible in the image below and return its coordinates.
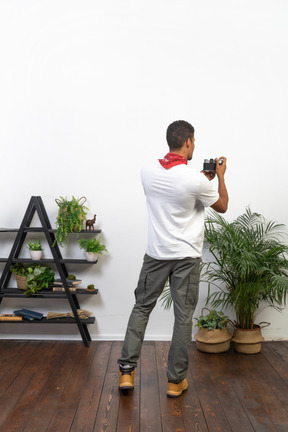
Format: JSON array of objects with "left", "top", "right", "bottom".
[
  {"left": 167, "top": 387, "right": 187, "bottom": 397},
  {"left": 119, "top": 384, "right": 134, "bottom": 390}
]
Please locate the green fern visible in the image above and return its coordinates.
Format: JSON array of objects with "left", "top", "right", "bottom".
[{"left": 54, "top": 196, "right": 88, "bottom": 246}]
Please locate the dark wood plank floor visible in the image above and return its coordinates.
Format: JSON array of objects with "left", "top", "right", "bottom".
[{"left": 0, "top": 340, "right": 287, "bottom": 432}]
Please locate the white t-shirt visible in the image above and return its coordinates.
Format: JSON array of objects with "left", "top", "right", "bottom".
[{"left": 141, "top": 161, "right": 219, "bottom": 259}]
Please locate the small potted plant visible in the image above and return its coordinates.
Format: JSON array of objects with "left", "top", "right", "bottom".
[
  {"left": 194, "top": 308, "right": 232, "bottom": 353},
  {"left": 54, "top": 196, "right": 89, "bottom": 246},
  {"left": 27, "top": 240, "right": 43, "bottom": 260},
  {"left": 10, "top": 263, "right": 28, "bottom": 290},
  {"left": 10, "top": 263, "right": 55, "bottom": 295},
  {"left": 78, "top": 238, "right": 107, "bottom": 262}
]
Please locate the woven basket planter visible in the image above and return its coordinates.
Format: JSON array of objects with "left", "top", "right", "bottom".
[
  {"left": 15, "top": 275, "right": 28, "bottom": 290},
  {"left": 232, "top": 323, "right": 269, "bottom": 354},
  {"left": 195, "top": 326, "right": 232, "bottom": 353}
]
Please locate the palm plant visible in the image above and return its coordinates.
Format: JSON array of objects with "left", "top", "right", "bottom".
[{"left": 202, "top": 208, "right": 288, "bottom": 329}]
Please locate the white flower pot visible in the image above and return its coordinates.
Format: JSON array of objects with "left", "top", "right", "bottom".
[
  {"left": 85, "top": 252, "right": 99, "bottom": 262},
  {"left": 29, "top": 250, "right": 43, "bottom": 260}
]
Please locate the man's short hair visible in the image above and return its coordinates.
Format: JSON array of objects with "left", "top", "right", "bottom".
[{"left": 166, "top": 120, "right": 195, "bottom": 151}]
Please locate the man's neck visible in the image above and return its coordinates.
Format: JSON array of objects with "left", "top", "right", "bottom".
[{"left": 169, "top": 149, "right": 187, "bottom": 159}]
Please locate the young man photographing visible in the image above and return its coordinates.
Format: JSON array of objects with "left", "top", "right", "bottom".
[{"left": 118, "top": 120, "right": 228, "bottom": 397}]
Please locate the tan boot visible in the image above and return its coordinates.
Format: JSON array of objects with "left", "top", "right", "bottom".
[
  {"left": 119, "top": 367, "right": 135, "bottom": 390},
  {"left": 167, "top": 378, "right": 188, "bottom": 397}
]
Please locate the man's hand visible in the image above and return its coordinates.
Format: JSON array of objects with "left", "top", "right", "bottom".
[
  {"left": 215, "top": 157, "right": 227, "bottom": 178},
  {"left": 201, "top": 157, "right": 227, "bottom": 181},
  {"left": 201, "top": 170, "right": 216, "bottom": 181},
  {"left": 211, "top": 156, "right": 228, "bottom": 213}
]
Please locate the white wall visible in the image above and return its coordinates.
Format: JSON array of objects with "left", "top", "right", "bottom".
[{"left": 0, "top": 0, "right": 287, "bottom": 341}]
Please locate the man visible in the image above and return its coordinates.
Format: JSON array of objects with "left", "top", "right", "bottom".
[{"left": 118, "top": 120, "right": 228, "bottom": 397}]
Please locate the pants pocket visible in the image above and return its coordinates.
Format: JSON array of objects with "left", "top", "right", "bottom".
[
  {"left": 134, "top": 274, "right": 147, "bottom": 304},
  {"left": 184, "top": 258, "right": 200, "bottom": 307}
]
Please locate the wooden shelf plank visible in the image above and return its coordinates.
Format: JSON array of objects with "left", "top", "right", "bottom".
[
  {"left": 1, "top": 258, "right": 98, "bottom": 264},
  {"left": 0, "top": 317, "right": 96, "bottom": 324},
  {"left": 10, "top": 258, "right": 98, "bottom": 264},
  {"left": 0, "top": 288, "right": 98, "bottom": 298},
  {"left": 0, "top": 228, "right": 102, "bottom": 234}
]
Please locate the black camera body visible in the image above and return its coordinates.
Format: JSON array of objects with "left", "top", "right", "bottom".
[{"left": 203, "top": 158, "right": 223, "bottom": 172}]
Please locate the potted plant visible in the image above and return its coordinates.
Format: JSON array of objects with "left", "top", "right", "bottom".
[
  {"left": 10, "top": 264, "right": 55, "bottom": 296},
  {"left": 27, "top": 240, "right": 43, "bottom": 260},
  {"left": 54, "top": 196, "right": 89, "bottom": 246},
  {"left": 78, "top": 238, "right": 107, "bottom": 262},
  {"left": 10, "top": 263, "right": 28, "bottom": 290},
  {"left": 25, "top": 265, "right": 55, "bottom": 297},
  {"left": 194, "top": 308, "right": 232, "bottom": 353},
  {"left": 159, "top": 284, "right": 232, "bottom": 353},
  {"left": 202, "top": 208, "right": 288, "bottom": 354},
  {"left": 86, "top": 283, "right": 97, "bottom": 292}
]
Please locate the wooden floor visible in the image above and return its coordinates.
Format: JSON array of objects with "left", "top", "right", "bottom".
[{"left": 0, "top": 340, "right": 287, "bottom": 432}]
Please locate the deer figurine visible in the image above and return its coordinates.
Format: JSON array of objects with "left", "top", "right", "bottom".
[{"left": 86, "top": 214, "right": 97, "bottom": 230}]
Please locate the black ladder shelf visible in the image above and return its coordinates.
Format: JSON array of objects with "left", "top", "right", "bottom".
[{"left": 0, "top": 196, "right": 101, "bottom": 347}]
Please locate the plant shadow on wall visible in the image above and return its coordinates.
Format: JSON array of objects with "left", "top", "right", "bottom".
[{"left": 160, "top": 208, "right": 288, "bottom": 354}]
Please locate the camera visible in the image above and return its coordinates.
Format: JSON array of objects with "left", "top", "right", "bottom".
[{"left": 203, "top": 158, "right": 223, "bottom": 172}]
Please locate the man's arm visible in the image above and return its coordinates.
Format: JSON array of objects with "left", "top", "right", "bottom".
[{"left": 210, "top": 157, "right": 229, "bottom": 213}]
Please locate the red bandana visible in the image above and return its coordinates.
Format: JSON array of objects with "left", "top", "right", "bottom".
[{"left": 158, "top": 153, "right": 188, "bottom": 169}]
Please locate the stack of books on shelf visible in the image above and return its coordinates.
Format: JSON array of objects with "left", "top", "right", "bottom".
[
  {"left": 14, "top": 309, "right": 43, "bottom": 320},
  {"left": 52, "top": 278, "right": 82, "bottom": 292}
]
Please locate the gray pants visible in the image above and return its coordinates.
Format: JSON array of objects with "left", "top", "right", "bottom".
[{"left": 118, "top": 254, "right": 200, "bottom": 383}]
